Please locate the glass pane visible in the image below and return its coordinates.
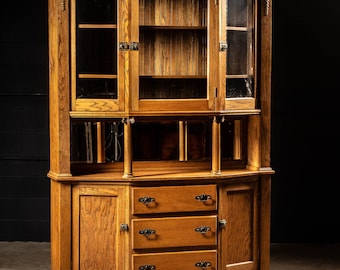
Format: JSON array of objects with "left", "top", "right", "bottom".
[
  {"left": 77, "top": 0, "right": 117, "bottom": 23},
  {"left": 77, "top": 29, "right": 117, "bottom": 74},
  {"left": 227, "top": 30, "right": 248, "bottom": 75},
  {"left": 226, "top": 78, "right": 253, "bottom": 98},
  {"left": 77, "top": 78, "right": 117, "bottom": 99},
  {"left": 140, "top": 78, "right": 206, "bottom": 99},
  {"left": 226, "top": 0, "right": 254, "bottom": 98},
  {"left": 139, "top": 30, "right": 207, "bottom": 76},
  {"left": 140, "top": 0, "right": 207, "bottom": 27},
  {"left": 227, "top": 0, "right": 249, "bottom": 27},
  {"left": 139, "top": 0, "right": 208, "bottom": 100}
]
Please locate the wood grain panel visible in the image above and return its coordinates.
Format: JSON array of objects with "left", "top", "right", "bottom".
[
  {"left": 133, "top": 250, "right": 217, "bottom": 270},
  {"left": 132, "top": 216, "right": 217, "bottom": 249},
  {"left": 132, "top": 185, "right": 217, "bottom": 214}
]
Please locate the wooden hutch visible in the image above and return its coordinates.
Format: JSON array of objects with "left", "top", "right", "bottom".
[{"left": 48, "top": 0, "right": 273, "bottom": 269}]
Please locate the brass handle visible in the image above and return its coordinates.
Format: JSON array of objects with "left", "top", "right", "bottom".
[
  {"left": 195, "top": 261, "right": 212, "bottom": 268},
  {"left": 195, "top": 194, "right": 212, "bottom": 202},
  {"left": 139, "top": 265, "right": 156, "bottom": 270},
  {"left": 138, "top": 196, "right": 155, "bottom": 205},
  {"left": 194, "top": 226, "right": 211, "bottom": 234},
  {"left": 139, "top": 228, "right": 156, "bottom": 237}
]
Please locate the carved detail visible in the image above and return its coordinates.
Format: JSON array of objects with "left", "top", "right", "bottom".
[{"left": 265, "top": 0, "right": 270, "bottom": 16}]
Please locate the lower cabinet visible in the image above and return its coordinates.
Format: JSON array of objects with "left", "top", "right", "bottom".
[
  {"left": 69, "top": 179, "right": 259, "bottom": 270},
  {"left": 71, "top": 185, "right": 130, "bottom": 270},
  {"left": 219, "top": 181, "right": 259, "bottom": 270}
]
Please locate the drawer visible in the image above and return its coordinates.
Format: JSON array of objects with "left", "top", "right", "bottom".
[
  {"left": 132, "top": 185, "right": 217, "bottom": 214},
  {"left": 133, "top": 250, "right": 217, "bottom": 270},
  {"left": 132, "top": 216, "right": 217, "bottom": 250}
]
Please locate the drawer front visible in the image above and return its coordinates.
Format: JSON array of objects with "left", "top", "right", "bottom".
[
  {"left": 132, "top": 216, "right": 217, "bottom": 249},
  {"left": 132, "top": 185, "right": 217, "bottom": 214},
  {"left": 133, "top": 250, "right": 217, "bottom": 270}
]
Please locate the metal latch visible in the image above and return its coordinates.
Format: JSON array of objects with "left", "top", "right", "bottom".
[
  {"left": 120, "top": 224, "right": 129, "bottom": 231},
  {"left": 130, "top": 42, "right": 138, "bottom": 50},
  {"left": 219, "top": 42, "right": 228, "bottom": 52},
  {"left": 119, "top": 42, "right": 139, "bottom": 51}
]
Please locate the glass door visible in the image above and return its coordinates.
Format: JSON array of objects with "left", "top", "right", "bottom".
[
  {"left": 130, "top": 0, "right": 214, "bottom": 112},
  {"left": 71, "top": 0, "right": 127, "bottom": 114},
  {"left": 220, "top": 0, "right": 256, "bottom": 110}
]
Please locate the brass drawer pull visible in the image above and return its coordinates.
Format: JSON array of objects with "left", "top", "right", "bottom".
[
  {"left": 195, "top": 194, "right": 212, "bottom": 202},
  {"left": 194, "top": 226, "right": 211, "bottom": 234},
  {"left": 195, "top": 261, "right": 212, "bottom": 268},
  {"left": 139, "top": 265, "right": 156, "bottom": 270},
  {"left": 138, "top": 196, "right": 155, "bottom": 205},
  {"left": 139, "top": 228, "right": 156, "bottom": 237}
]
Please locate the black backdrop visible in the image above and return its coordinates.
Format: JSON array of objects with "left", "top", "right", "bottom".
[{"left": 0, "top": 0, "right": 339, "bottom": 242}]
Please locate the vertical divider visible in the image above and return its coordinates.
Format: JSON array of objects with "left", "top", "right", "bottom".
[
  {"left": 233, "top": 119, "right": 241, "bottom": 160},
  {"left": 211, "top": 116, "right": 221, "bottom": 174},
  {"left": 97, "top": 122, "right": 105, "bottom": 163},
  {"left": 178, "top": 120, "right": 188, "bottom": 161},
  {"left": 123, "top": 118, "right": 134, "bottom": 178}
]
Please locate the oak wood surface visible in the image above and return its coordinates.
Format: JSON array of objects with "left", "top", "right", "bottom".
[
  {"left": 48, "top": 0, "right": 273, "bottom": 268},
  {"left": 132, "top": 184, "right": 217, "bottom": 214}
]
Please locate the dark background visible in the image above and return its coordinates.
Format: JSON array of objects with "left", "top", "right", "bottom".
[{"left": 0, "top": 1, "right": 339, "bottom": 242}]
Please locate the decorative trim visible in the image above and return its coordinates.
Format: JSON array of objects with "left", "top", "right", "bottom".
[{"left": 265, "top": 0, "right": 270, "bottom": 16}]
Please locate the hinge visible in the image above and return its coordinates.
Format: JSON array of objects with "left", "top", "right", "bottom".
[
  {"left": 119, "top": 42, "right": 129, "bottom": 50},
  {"left": 120, "top": 223, "right": 129, "bottom": 232},
  {"left": 119, "top": 42, "right": 139, "bottom": 51},
  {"left": 121, "top": 117, "right": 135, "bottom": 124},
  {"left": 61, "top": 0, "right": 66, "bottom": 11},
  {"left": 219, "top": 42, "right": 228, "bottom": 52},
  {"left": 219, "top": 219, "right": 227, "bottom": 228},
  {"left": 129, "top": 42, "right": 138, "bottom": 50}
]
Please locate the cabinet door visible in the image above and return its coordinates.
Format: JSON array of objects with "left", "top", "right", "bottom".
[
  {"left": 70, "top": 0, "right": 128, "bottom": 115},
  {"left": 219, "top": 181, "right": 259, "bottom": 270},
  {"left": 219, "top": 0, "right": 257, "bottom": 111},
  {"left": 72, "top": 185, "right": 129, "bottom": 270},
  {"left": 130, "top": 0, "right": 217, "bottom": 112}
]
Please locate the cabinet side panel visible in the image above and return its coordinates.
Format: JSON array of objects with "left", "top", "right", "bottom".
[
  {"left": 260, "top": 0, "right": 273, "bottom": 168},
  {"left": 48, "top": 0, "right": 71, "bottom": 175},
  {"left": 50, "top": 180, "right": 71, "bottom": 270},
  {"left": 260, "top": 175, "right": 271, "bottom": 269}
]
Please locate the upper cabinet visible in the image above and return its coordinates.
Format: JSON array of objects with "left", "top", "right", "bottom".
[
  {"left": 67, "top": 0, "right": 263, "bottom": 116},
  {"left": 70, "top": 0, "right": 128, "bottom": 114},
  {"left": 220, "top": 0, "right": 256, "bottom": 111},
  {"left": 130, "top": 0, "right": 213, "bottom": 112}
]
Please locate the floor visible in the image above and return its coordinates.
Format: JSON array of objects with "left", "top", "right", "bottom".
[{"left": 0, "top": 242, "right": 340, "bottom": 269}]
